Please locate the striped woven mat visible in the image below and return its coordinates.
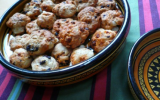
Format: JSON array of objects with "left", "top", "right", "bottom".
[{"left": 0, "top": 0, "right": 160, "bottom": 100}]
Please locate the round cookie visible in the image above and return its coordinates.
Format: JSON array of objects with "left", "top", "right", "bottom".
[
  {"left": 26, "top": 20, "right": 40, "bottom": 34},
  {"left": 91, "top": 28, "right": 117, "bottom": 53},
  {"left": 24, "top": 1, "right": 42, "bottom": 19},
  {"left": 40, "top": 0, "right": 55, "bottom": 12},
  {"left": 59, "top": 20, "right": 89, "bottom": 49},
  {"left": 52, "top": 2, "right": 77, "bottom": 18},
  {"left": 96, "top": 0, "right": 116, "bottom": 13},
  {"left": 66, "top": 0, "right": 98, "bottom": 12},
  {"left": 9, "top": 34, "right": 31, "bottom": 51},
  {"left": 52, "top": 18, "right": 73, "bottom": 33},
  {"left": 78, "top": 7, "right": 101, "bottom": 34},
  {"left": 25, "top": 29, "right": 58, "bottom": 56},
  {"left": 37, "top": 11, "right": 56, "bottom": 29},
  {"left": 101, "top": 10, "right": 124, "bottom": 29},
  {"left": 10, "top": 48, "right": 32, "bottom": 68},
  {"left": 31, "top": 55, "right": 59, "bottom": 71},
  {"left": 52, "top": 43, "right": 72, "bottom": 65},
  {"left": 70, "top": 48, "right": 94, "bottom": 65},
  {"left": 6, "top": 13, "right": 31, "bottom": 35}
]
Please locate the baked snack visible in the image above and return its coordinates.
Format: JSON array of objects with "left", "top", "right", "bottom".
[
  {"left": 31, "top": 55, "right": 59, "bottom": 71},
  {"left": 52, "top": 2, "right": 77, "bottom": 18},
  {"left": 37, "top": 11, "right": 56, "bottom": 29},
  {"left": 9, "top": 34, "right": 31, "bottom": 51},
  {"left": 78, "top": 7, "right": 101, "bottom": 34},
  {"left": 6, "top": 13, "right": 31, "bottom": 35},
  {"left": 70, "top": 48, "right": 94, "bottom": 65},
  {"left": 96, "top": 0, "right": 116, "bottom": 13},
  {"left": 6, "top": 0, "right": 124, "bottom": 71},
  {"left": 91, "top": 28, "right": 117, "bottom": 53},
  {"left": 101, "top": 10, "right": 124, "bottom": 29},
  {"left": 59, "top": 20, "right": 89, "bottom": 48},
  {"left": 40, "top": 0, "right": 55, "bottom": 12},
  {"left": 26, "top": 20, "right": 40, "bottom": 34},
  {"left": 66, "top": 0, "right": 98, "bottom": 12},
  {"left": 24, "top": 1, "right": 42, "bottom": 19},
  {"left": 25, "top": 29, "right": 58, "bottom": 56},
  {"left": 31, "top": 0, "right": 42, "bottom": 5},
  {"left": 10, "top": 48, "right": 32, "bottom": 68},
  {"left": 52, "top": 43, "right": 72, "bottom": 65},
  {"left": 53, "top": 18, "right": 73, "bottom": 33}
]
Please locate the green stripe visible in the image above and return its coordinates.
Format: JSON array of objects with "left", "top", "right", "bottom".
[
  {"left": 15, "top": 81, "right": 23, "bottom": 99},
  {"left": 7, "top": 79, "right": 19, "bottom": 100},
  {"left": 7, "top": 79, "right": 23, "bottom": 100},
  {"left": 110, "top": 0, "right": 140, "bottom": 100},
  {"left": 57, "top": 77, "right": 93, "bottom": 100}
]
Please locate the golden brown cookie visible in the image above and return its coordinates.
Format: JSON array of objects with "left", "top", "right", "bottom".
[
  {"left": 37, "top": 11, "right": 56, "bottom": 29},
  {"left": 24, "top": 1, "right": 42, "bottom": 19},
  {"left": 78, "top": 7, "right": 101, "bottom": 34},
  {"left": 9, "top": 34, "right": 31, "bottom": 51},
  {"left": 40, "top": 0, "right": 55, "bottom": 12},
  {"left": 59, "top": 20, "right": 89, "bottom": 49},
  {"left": 70, "top": 48, "right": 94, "bottom": 65},
  {"left": 52, "top": 2, "right": 77, "bottom": 18},
  {"left": 10, "top": 48, "right": 32, "bottom": 68},
  {"left": 52, "top": 43, "right": 72, "bottom": 65},
  {"left": 96, "top": 0, "right": 116, "bottom": 13},
  {"left": 77, "top": 0, "right": 98, "bottom": 12},
  {"left": 52, "top": 18, "right": 73, "bottom": 33},
  {"left": 26, "top": 20, "right": 40, "bottom": 34},
  {"left": 91, "top": 28, "right": 117, "bottom": 53},
  {"left": 6, "top": 13, "right": 31, "bottom": 35},
  {"left": 25, "top": 29, "right": 58, "bottom": 56},
  {"left": 66, "top": 0, "right": 98, "bottom": 12},
  {"left": 101, "top": 10, "right": 124, "bottom": 29}
]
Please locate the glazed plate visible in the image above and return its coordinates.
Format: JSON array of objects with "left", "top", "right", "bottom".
[
  {"left": 0, "top": 0, "right": 131, "bottom": 86},
  {"left": 128, "top": 28, "right": 160, "bottom": 100}
]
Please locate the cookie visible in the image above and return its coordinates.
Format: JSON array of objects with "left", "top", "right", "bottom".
[
  {"left": 52, "top": 43, "right": 72, "bottom": 65},
  {"left": 70, "top": 48, "right": 94, "bottom": 65},
  {"left": 78, "top": 7, "right": 101, "bottom": 34},
  {"left": 10, "top": 48, "right": 32, "bottom": 68},
  {"left": 31, "top": 55, "right": 59, "bottom": 71},
  {"left": 91, "top": 28, "right": 117, "bottom": 52},
  {"left": 6, "top": 13, "right": 31, "bottom": 35}
]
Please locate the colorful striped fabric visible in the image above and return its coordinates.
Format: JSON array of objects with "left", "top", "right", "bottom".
[{"left": 0, "top": 0, "right": 160, "bottom": 100}]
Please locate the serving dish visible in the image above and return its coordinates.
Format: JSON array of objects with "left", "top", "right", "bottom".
[
  {"left": 0, "top": 0, "right": 130, "bottom": 87},
  {"left": 128, "top": 28, "right": 160, "bottom": 100}
]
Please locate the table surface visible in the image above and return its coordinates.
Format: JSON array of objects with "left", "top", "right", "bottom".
[{"left": 0, "top": 0, "right": 160, "bottom": 100}]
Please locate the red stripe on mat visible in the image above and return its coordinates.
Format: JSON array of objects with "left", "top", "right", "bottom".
[
  {"left": 142, "top": 0, "right": 153, "bottom": 32},
  {"left": 0, "top": 73, "right": 11, "bottom": 97},
  {"left": 42, "top": 88, "right": 53, "bottom": 100},
  {"left": 24, "top": 85, "right": 36, "bottom": 100},
  {"left": 93, "top": 67, "right": 108, "bottom": 100}
]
